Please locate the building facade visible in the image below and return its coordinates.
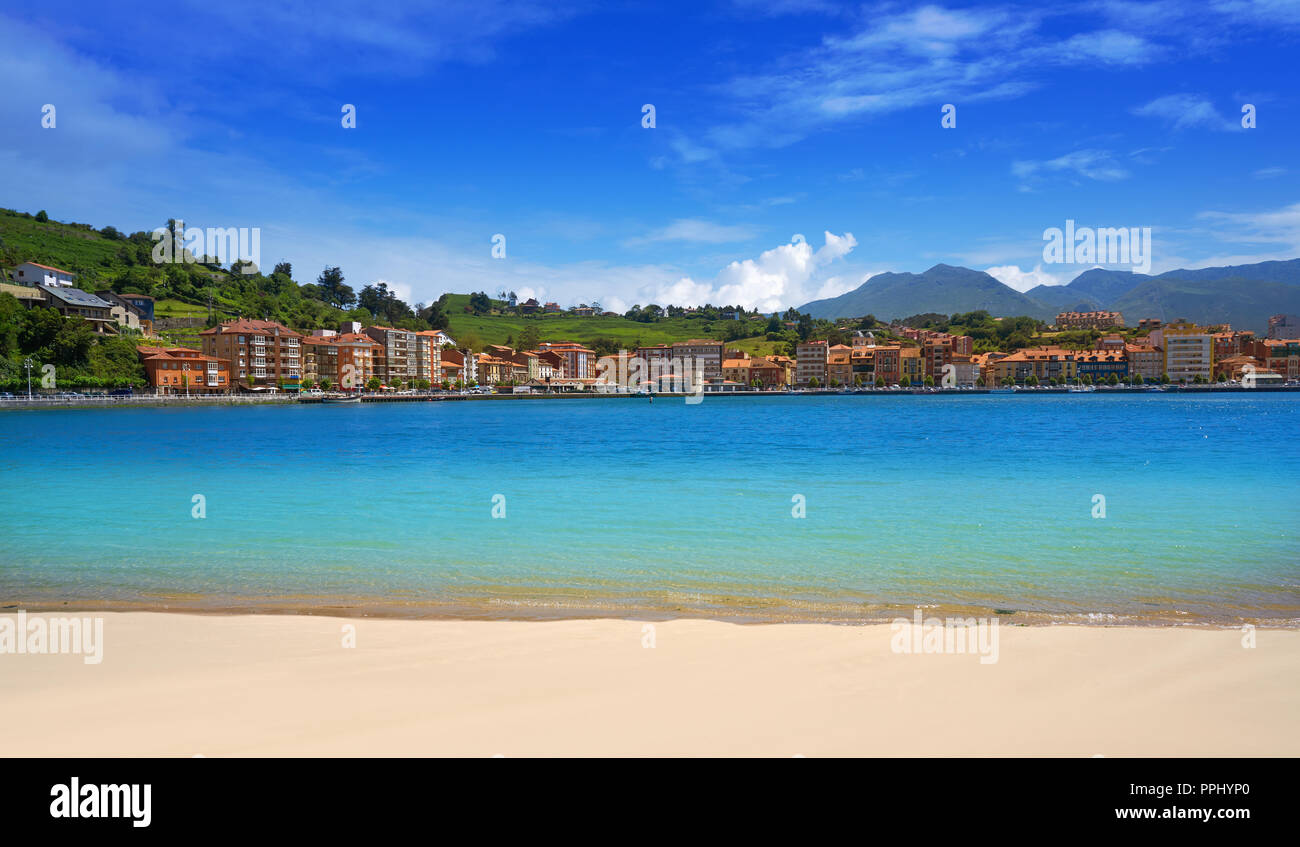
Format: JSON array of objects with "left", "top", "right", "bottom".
[{"left": 200, "top": 319, "right": 304, "bottom": 389}]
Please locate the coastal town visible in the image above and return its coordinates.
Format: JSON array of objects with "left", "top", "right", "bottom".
[{"left": 3, "top": 260, "right": 1300, "bottom": 398}]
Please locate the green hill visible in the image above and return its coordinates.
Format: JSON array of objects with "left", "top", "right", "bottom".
[
  {"left": 439, "top": 293, "right": 770, "bottom": 353},
  {"left": 0, "top": 207, "right": 792, "bottom": 388}
]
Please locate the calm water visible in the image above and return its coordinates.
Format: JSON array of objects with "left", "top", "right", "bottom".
[{"left": 1, "top": 395, "right": 1298, "bottom": 625}]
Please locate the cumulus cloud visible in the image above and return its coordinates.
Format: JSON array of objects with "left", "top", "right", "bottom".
[
  {"left": 704, "top": 232, "right": 858, "bottom": 311},
  {"left": 984, "top": 264, "right": 1068, "bottom": 292}
]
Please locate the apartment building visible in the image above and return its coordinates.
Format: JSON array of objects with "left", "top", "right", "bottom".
[
  {"left": 827, "top": 344, "right": 853, "bottom": 386},
  {"left": 361, "top": 326, "right": 417, "bottom": 385},
  {"left": 900, "top": 346, "right": 924, "bottom": 384},
  {"left": 477, "top": 354, "right": 515, "bottom": 384},
  {"left": 440, "top": 349, "right": 464, "bottom": 383},
  {"left": 413, "top": 331, "right": 443, "bottom": 384},
  {"left": 670, "top": 339, "right": 725, "bottom": 384},
  {"left": 200, "top": 318, "right": 303, "bottom": 388},
  {"left": 534, "top": 341, "right": 597, "bottom": 380},
  {"left": 137, "top": 346, "right": 231, "bottom": 393},
  {"left": 302, "top": 332, "right": 382, "bottom": 389},
  {"left": 1124, "top": 343, "right": 1163, "bottom": 381},
  {"left": 1248, "top": 338, "right": 1300, "bottom": 381},
  {"left": 796, "top": 340, "right": 828, "bottom": 385},
  {"left": 1075, "top": 350, "right": 1128, "bottom": 381},
  {"left": 1151, "top": 322, "right": 1212, "bottom": 382},
  {"left": 1267, "top": 314, "right": 1300, "bottom": 339},
  {"left": 1056, "top": 310, "right": 1125, "bottom": 330},
  {"left": 1212, "top": 330, "right": 1255, "bottom": 362},
  {"left": 993, "top": 347, "right": 1078, "bottom": 383},
  {"left": 869, "top": 346, "right": 901, "bottom": 385},
  {"left": 768, "top": 354, "right": 795, "bottom": 386}
]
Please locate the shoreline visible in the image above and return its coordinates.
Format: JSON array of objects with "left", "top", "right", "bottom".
[
  {"left": 2, "top": 610, "right": 1295, "bottom": 756},
  {"left": 2, "top": 383, "right": 1298, "bottom": 410},
  {"left": 6, "top": 596, "right": 1296, "bottom": 628}
]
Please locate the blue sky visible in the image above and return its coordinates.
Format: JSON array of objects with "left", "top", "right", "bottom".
[{"left": 2, "top": 0, "right": 1298, "bottom": 311}]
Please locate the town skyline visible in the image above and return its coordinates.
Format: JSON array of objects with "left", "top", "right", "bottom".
[{"left": 3, "top": 1, "right": 1298, "bottom": 315}]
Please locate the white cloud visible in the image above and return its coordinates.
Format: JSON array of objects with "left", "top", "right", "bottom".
[
  {"left": 1196, "top": 202, "right": 1300, "bottom": 249},
  {"left": 984, "top": 264, "right": 1068, "bottom": 292},
  {"left": 1012, "top": 149, "right": 1130, "bottom": 183},
  {"left": 1131, "top": 94, "right": 1235, "bottom": 130},
  {"left": 623, "top": 218, "right": 756, "bottom": 246},
  {"left": 1056, "top": 29, "right": 1160, "bottom": 64}
]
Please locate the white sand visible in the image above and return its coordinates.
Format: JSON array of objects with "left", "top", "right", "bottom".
[{"left": 0, "top": 612, "right": 1294, "bottom": 756}]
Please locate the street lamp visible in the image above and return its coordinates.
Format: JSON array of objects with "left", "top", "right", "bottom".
[
  {"left": 23, "top": 358, "right": 33, "bottom": 399},
  {"left": 183, "top": 362, "right": 190, "bottom": 398}
]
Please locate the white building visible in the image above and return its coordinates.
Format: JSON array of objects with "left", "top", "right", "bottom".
[{"left": 15, "top": 262, "right": 76, "bottom": 287}]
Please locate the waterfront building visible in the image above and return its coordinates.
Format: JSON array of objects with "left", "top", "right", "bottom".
[
  {"left": 199, "top": 319, "right": 303, "bottom": 389},
  {"left": 137, "top": 346, "right": 230, "bottom": 393},
  {"left": 796, "top": 340, "right": 828, "bottom": 385},
  {"left": 1151, "top": 322, "right": 1213, "bottom": 382}
]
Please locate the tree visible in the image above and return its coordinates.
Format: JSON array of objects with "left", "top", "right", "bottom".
[
  {"left": 316, "top": 267, "right": 356, "bottom": 309},
  {"left": 35, "top": 210, "right": 48, "bottom": 222},
  {"left": 1160, "top": 373, "right": 1170, "bottom": 384},
  {"left": 366, "top": 376, "right": 381, "bottom": 390},
  {"left": 899, "top": 375, "right": 910, "bottom": 387},
  {"left": 796, "top": 312, "right": 814, "bottom": 341},
  {"left": 875, "top": 376, "right": 885, "bottom": 388},
  {"left": 518, "top": 324, "right": 541, "bottom": 351},
  {"left": 469, "top": 292, "right": 492, "bottom": 315},
  {"left": 1132, "top": 373, "right": 1144, "bottom": 385},
  {"left": 320, "top": 377, "right": 332, "bottom": 390},
  {"left": 273, "top": 262, "right": 293, "bottom": 278},
  {"left": 808, "top": 376, "right": 820, "bottom": 388},
  {"left": 1026, "top": 374, "right": 1039, "bottom": 386},
  {"left": 923, "top": 375, "right": 935, "bottom": 387},
  {"left": 1106, "top": 372, "right": 1120, "bottom": 385}
]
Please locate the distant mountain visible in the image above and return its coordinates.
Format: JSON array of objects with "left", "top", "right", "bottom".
[
  {"left": 797, "top": 259, "right": 1300, "bottom": 333},
  {"left": 1062, "top": 267, "right": 1150, "bottom": 305},
  {"left": 1022, "top": 283, "right": 1102, "bottom": 313},
  {"left": 1113, "top": 276, "right": 1300, "bottom": 334},
  {"left": 799, "top": 264, "right": 1053, "bottom": 321}
]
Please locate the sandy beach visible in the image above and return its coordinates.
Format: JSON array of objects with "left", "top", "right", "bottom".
[{"left": 1, "top": 612, "right": 1295, "bottom": 757}]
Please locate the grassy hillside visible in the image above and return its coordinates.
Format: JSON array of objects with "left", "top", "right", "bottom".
[
  {"left": 440, "top": 293, "right": 782, "bottom": 354},
  {"left": 0, "top": 207, "right": 397, "bottom": 334}
]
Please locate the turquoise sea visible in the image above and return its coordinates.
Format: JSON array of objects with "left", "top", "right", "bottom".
[{"left": 1, "top": 394, "right": 1297, "bottom": 625}]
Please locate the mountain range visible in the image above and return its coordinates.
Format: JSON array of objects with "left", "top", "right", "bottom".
[{"left": 797, "top": 260, "right": 1300, "bottom": 333}]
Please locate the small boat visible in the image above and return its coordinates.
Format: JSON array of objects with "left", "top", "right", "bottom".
[
  {"left": 323, "top": 394, "right": 362, "bottom": 404},
  {"left": 1067, "top": 385, "right": 1095, "bottom": 393}
]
